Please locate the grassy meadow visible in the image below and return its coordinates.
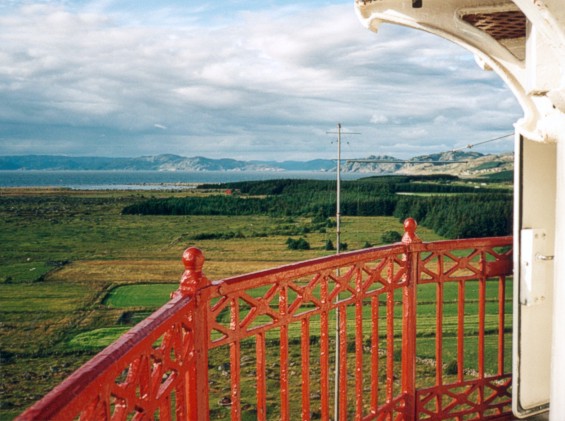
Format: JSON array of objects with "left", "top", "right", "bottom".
[{"left": 0, "top": 186, "right": 510, "bottom": 419}]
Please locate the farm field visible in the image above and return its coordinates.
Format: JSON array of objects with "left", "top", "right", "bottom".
[{"left": 0, "top": 186, "right": 511, "bottom": 419}]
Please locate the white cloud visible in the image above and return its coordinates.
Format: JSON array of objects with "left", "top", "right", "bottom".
[
  {"left": 433, "top": 115, "right": 449, "bottom": 125},
  {"left": 0, "top": 1, "right": 522, "bottom": 160},
  {"left": 399, "top": 127, "right": 429, "bottom": 139},
  {"left": 370, "top": 114, "right": 389, "bottom": 124}
]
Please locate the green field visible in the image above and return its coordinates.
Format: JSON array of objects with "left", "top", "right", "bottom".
[
  {"left": 0, "top": 186, "right": 511, "bottom": 420},
  {"left": 103, "top": 283, "right": 178, "bottom": 308}
]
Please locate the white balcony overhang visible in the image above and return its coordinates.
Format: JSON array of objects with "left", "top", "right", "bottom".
[{"left": 354, "top": 0, "right": 565, "bottom": 145}]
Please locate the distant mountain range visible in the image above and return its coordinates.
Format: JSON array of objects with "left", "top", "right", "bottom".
[{"left": 0, "top": 152, "right": 513, "bottom": 177}]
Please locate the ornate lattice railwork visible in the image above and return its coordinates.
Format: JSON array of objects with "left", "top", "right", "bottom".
[
  {"left": 18, "top": 219, "right": 513, "bottom": 421},
  {"left": 18, "top": 296, "right": 196, "bottom": 421}
]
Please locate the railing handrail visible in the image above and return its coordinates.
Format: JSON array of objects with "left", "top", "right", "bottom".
[
  {"left": 207, "top": 235, "right": 512, "bottom": 297},
  {"left": 211, "top": 242, "right": 406, "bottom": 293},
  {"left": 18, "top": 238, "right": 409, "bottom": 420},
  {"left": 18, "top": 219, "right": 514, "bottom": 421},
  {"left": 17, "top": 294, "right": 193, "bottom": 421}
]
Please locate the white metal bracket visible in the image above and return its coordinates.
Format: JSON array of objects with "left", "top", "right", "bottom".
[{"left": 520, "top": 228, "right": 553, "bottom": 306}]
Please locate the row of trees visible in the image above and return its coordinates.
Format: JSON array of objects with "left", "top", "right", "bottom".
[
  {"left": 197, "top": 176, "right": 501, "bottom": 196},
  {"left": 122, "top": 193, "right": 406, "bottom": 219},
  {"left": 123, "top": 177, "right": 512, "bottom": 239},
  {"left": 393, "top": 194, "right": 512, "bottom": 238}
]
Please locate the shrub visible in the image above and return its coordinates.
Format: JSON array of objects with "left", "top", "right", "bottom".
[
  {"left": 0, "top": 349, "right": 15, "bottom": 364},
  {"left": 286, "top": 237, "right": 310, "bottom": 250},
  {"left": 445, "top": 360, "right": 458, "bottom": 375},
  {"left": 381, "top": 230, "right": 402, "bottom": 244}
]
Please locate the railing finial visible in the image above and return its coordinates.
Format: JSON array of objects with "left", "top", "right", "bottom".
[
  {"left": 402, "top": 217, "right": 422, "bottom": 244},
  {"left": 172, "top": 247, "right": 208, "bottom": 298}
]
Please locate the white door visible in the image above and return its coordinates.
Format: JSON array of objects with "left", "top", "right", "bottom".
[{"left": 513, "top": 135, "right": 555, "bottom": 417}]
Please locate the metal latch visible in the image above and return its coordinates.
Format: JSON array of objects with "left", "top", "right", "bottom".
[{"left": 520, "top": 229, "right": 554, "bottom": 306}]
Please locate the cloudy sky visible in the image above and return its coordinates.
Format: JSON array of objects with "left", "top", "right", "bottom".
[{"left": 0, "top": 0, "right": 521, "bottom": 161}]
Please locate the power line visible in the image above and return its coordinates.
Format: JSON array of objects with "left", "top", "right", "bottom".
[
  {"left": 346, "top": 132, "right": 514, "bottom": 165},
  {"left": 346, "top": 159, "right": 468, "bottom": 164},
  {"left": 451, "top": 132, "right": 514, "bottom": 152}
]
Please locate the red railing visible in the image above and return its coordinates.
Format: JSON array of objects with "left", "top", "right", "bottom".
[{"left": 18, "top": 218, "right": 513, "bottom": 420}]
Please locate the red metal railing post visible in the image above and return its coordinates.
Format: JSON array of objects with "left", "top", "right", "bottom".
[
  {"left": 402, "top": 218, "right": 421, "bottom": 418},
  {"left": 172, "top": 247, "right": 210, "bottom": 421}
]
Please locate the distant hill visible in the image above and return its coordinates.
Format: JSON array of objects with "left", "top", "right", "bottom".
[{"left": 0, "top": 152, "right": 513, "bottom": 177}]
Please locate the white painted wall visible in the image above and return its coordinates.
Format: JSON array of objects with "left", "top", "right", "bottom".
[{"left": 550, "top": 134, "right": 565, "bottom": 421}]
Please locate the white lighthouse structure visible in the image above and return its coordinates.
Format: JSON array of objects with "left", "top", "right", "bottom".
[{"left": 355, "top": 1, "right": 565, "bottom": 419}]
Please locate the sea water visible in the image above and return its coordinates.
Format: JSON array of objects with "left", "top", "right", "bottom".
[{"left": 0, "top": 170, "right": 366, "bottom": 190}]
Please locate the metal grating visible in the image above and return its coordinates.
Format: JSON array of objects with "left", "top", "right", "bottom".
[{"left": 462, "top": 10, "right": 526, "bottom": 40}]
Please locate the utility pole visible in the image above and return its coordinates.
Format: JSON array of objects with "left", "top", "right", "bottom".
[
  {"left": 326, "top": 123, "right": 360, "bottom": 255},
  {"left": 326, "top": 123, "right": 360, "bottom": 420},
  {"left": 336, "top": 123, "right": 342, "bottom": 254}
]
